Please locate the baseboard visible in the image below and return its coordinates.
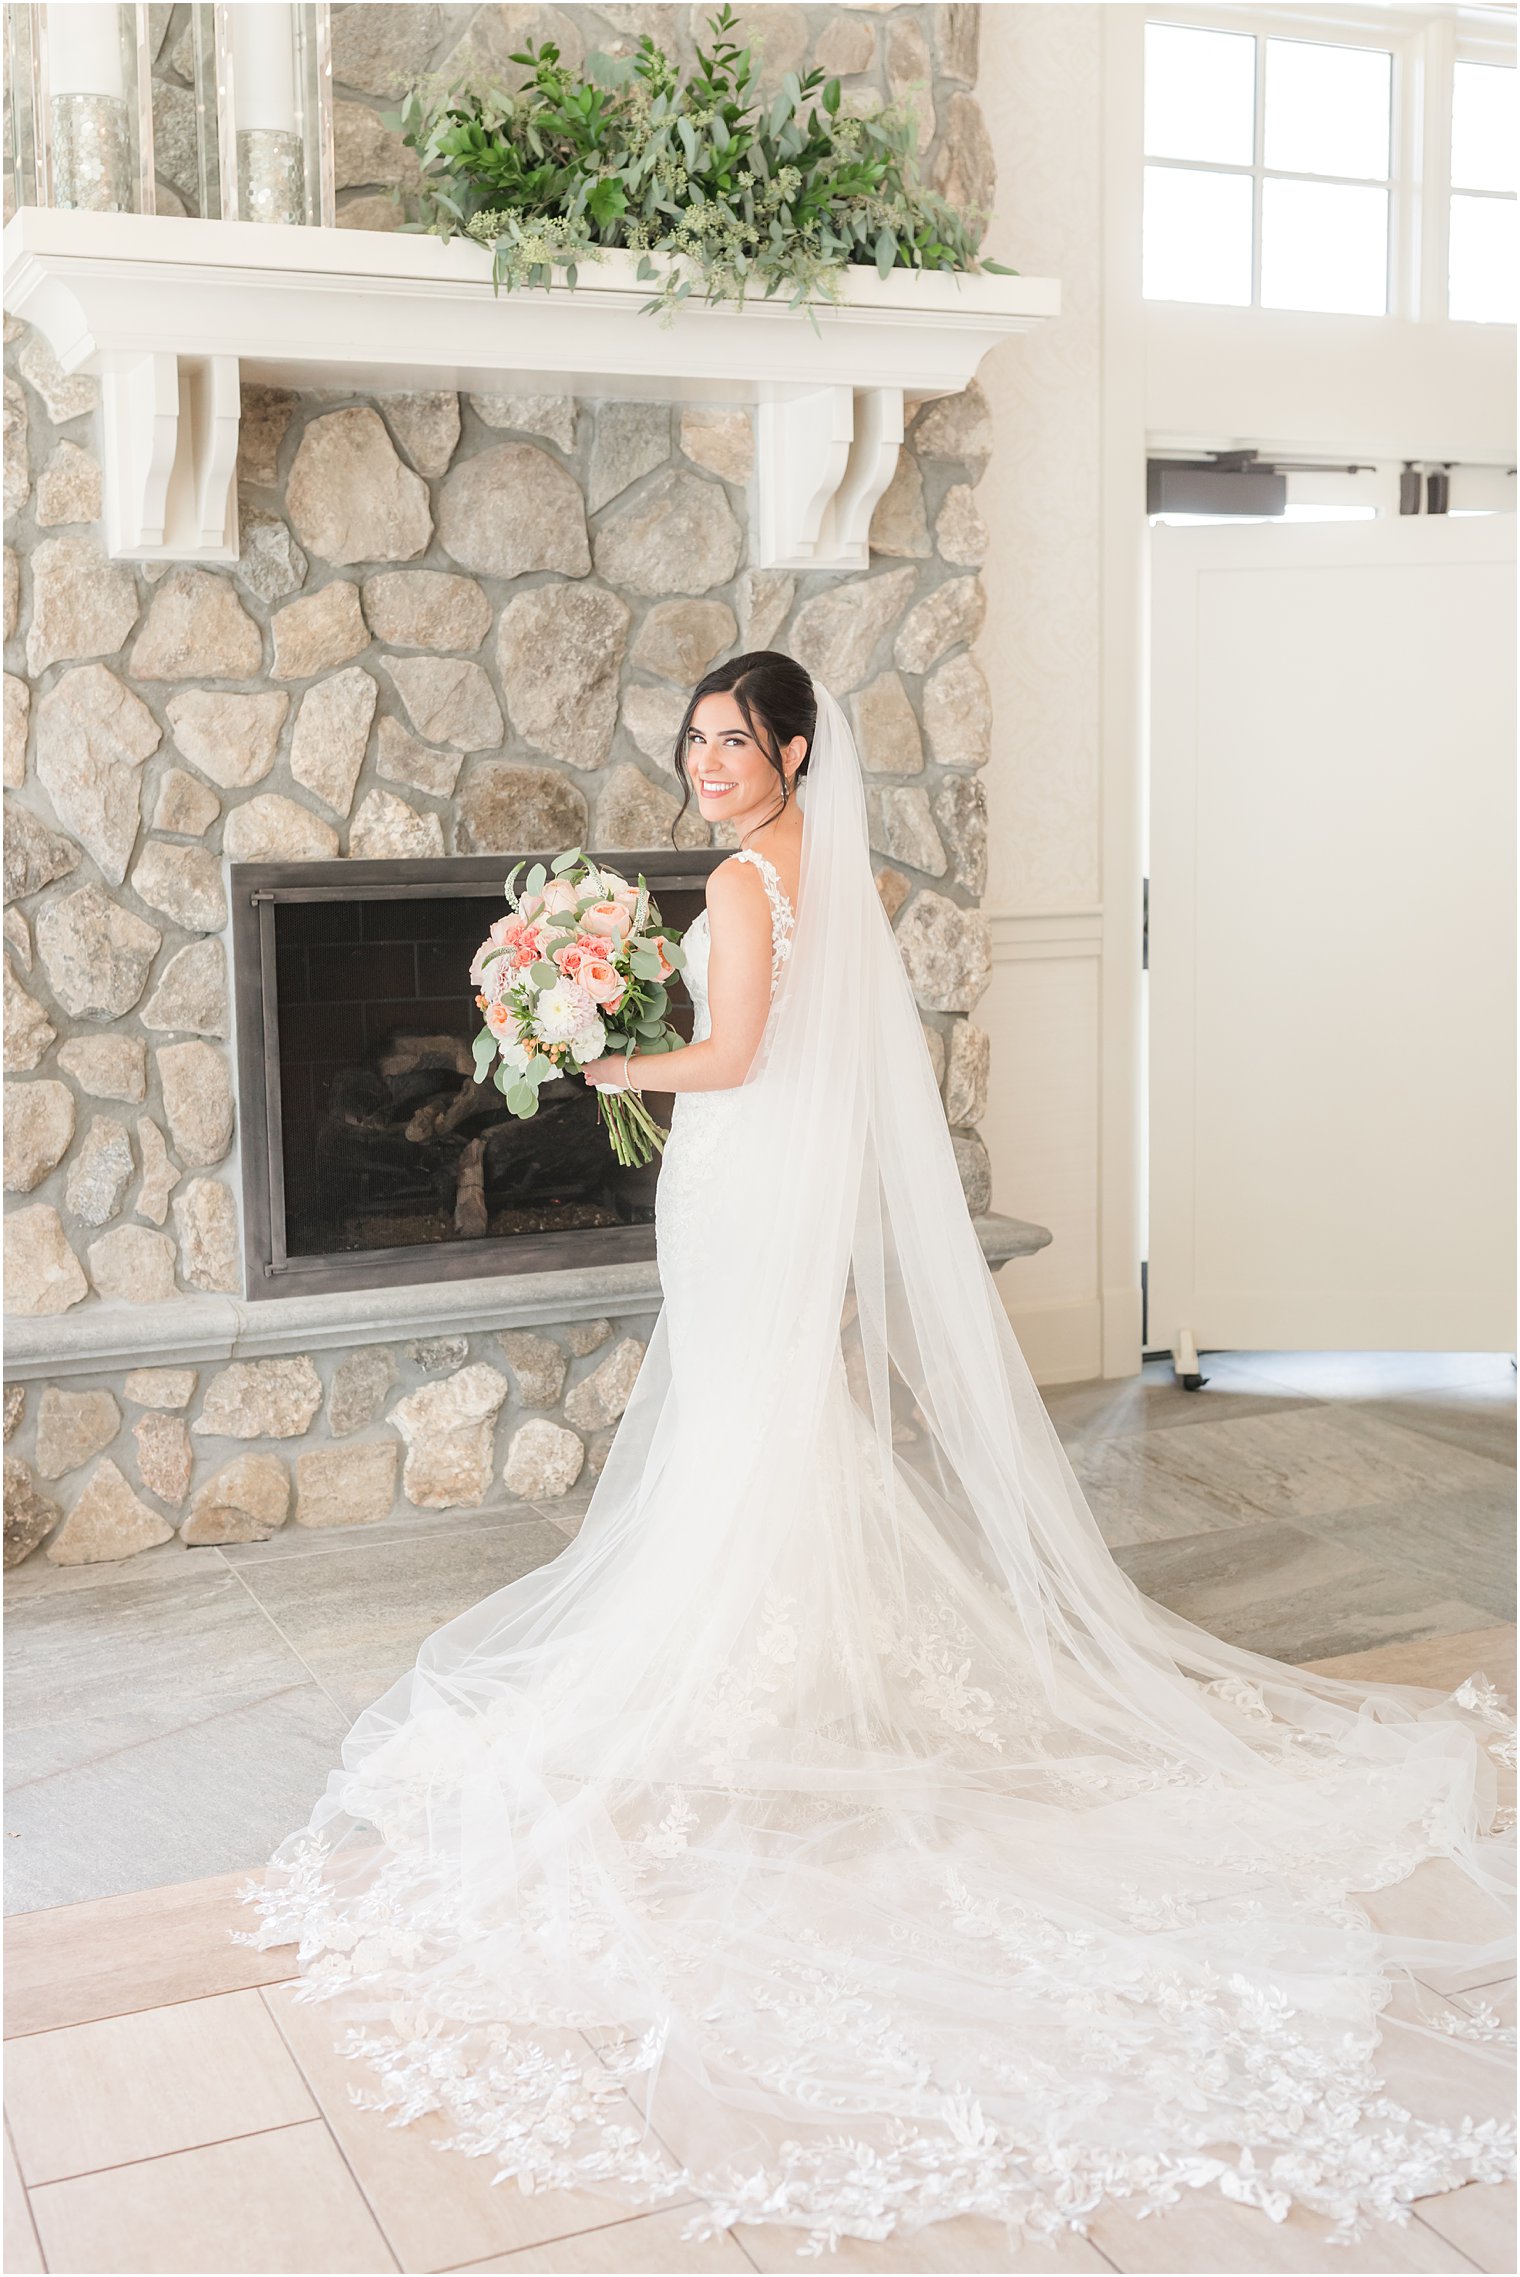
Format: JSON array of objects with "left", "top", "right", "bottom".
[{"left": 996, "top": 1291, "right": 1106, "bottom": 1385}]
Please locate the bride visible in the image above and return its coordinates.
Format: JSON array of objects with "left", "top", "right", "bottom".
[{"left": 243, "top": 653, "right": 1514, "bottom": 2254}]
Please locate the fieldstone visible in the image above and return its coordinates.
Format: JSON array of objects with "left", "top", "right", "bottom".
[
  {"left": 327, "top": 1346, "right": 396, "bottom": 1437},
  {"left": 4, "top": 908, "right": 30, "bottom": 970},
  {"left": 380, "top": 392, "right": 461, "bottom": 477},
  {"left": 151, "top": 77, "right": 200, "bottom": 209},
  {"left": 295, "top": 1439, "right": 398, "bottom": 1529},
  {"left": 596, "top": 763, "right": 706, "bottom": 852},
  {"left": 382, "top": 655, "right": 503, "bottom": 751},
  {"left": 182, "top": 1452, "right": 290, "bottom": 1543},
  {"left": 497, "top": 1328, "right": 568, "bottom": 1408},
  {"left": 895, "top": 890, "right": 992, "bottom": 1012},
  {"left": 133, "top": 1411, "right": 193, "bottom": 1505},
  {"left": 894, "top": 577, "right": 986, "bottom": 676},
  {"left": 238, "top": 384, "right": 296, "bottom": 487},
  {"left": 869, "top": 786, "right": 947, "bottom": 876},
  {"left": 87, "top": 1224, "right": 178, "bottom": 1302},
  {"left": 349, "top": 789, "right": 444, "bottom": 859},
  {"left": 563, "top": 1336, "right": 645, "bottom": 1430},
  {"left": 588, "top": 402, "right": 670, "bottom": 513},
  {"left": 125, "top": 1366, "right": 196, "bottom": 1409},
  {"left": 910, "top": 380, "right": 992, "bottom": 476},
  {"left": 923, "top": 1021, "right": 947, "bottom": 1088},
  {"left": 270, "top": 582, "right": 368, "bottom": 679},
  {"left": 376, "top": 716, "right": 462, "bottom": 798},
  {"left": 3, "top": 673, "right": 27, "bottom": 788},
  {"left": 621, "top": 681, "right": 687, "bottom": 766},
  {"left": 129, "top": 569, "right": 261, "bottom": 680},
  {"left": 152, "top": 768, "right": 220, "bottom": 837},
  {"left": 936, "top": 483, "right": 988, "bottom": 567},
  {"left": 5, "top": 807, "right": 81, "bottom": 905},
  {"left": 36, "top": 1387, "right": 121, "bottom": 1478},
  {"left": 390, "top": 1363, "right": 510, "bottom": 1508},
  {"left": 35, "top": 439, "right": 102, "bottom": 527},
  {"left": 58, "top": 1033, "right": 145, "bottom": 1102},
  {"left": 930, "top": 92, "right": 995, "bottom": 235},
  {"left": 815, "top": 13, "right": 874, "bottom": 72},
  {"left": 944, "top": 1018, "right": 991, "bottom": 1127},
  {"left": 27, "top": 537, "right": 139, "bottom": 676},
  {"left": 134, "top": 1115, "right": 179, "bottom": 1225},
  {"left": 737, "top": 569, "right": 795, "bottom": 652},
  {"left": 36, "top": 886, "right": 161, "bottom": 1020},
  {"left": 923, "top": 651, "right": 992, "bottom": 769},
  {"left": 234, "top": 508, "right": 307, "bottom": 605},
  {"left": 679, "top": 406, "right": 753, "bottom": 486},
  {"left": 333, "top": 98, "right": 421, "bottom": 191},
  {"left": 34, "top": 665, "right": 162, "bottom": 885},
  {"left": 444, "top": 2, "right": 584, "bottom": 88},
  {"left": 629, "top": 598, "right": 736, "bottom": 686},
  {"left": 288, "top": 408, "right": 432, "bottom": 567},
  {"left": 331, "top": 1, "right": 442, "bottom": 96},
  {"left": 173, "top": 1176, "right": 239, "bottom": 1291},
  {"left": 592, "top": 469, "right": 742, "bottom": 597},
  {"left": 498, "top": 585, "right": 631, "bottom": 769},
  {"left": 501, "top": 1416, "right": 585, "bottom": 1501},
  {"left": 936, "top": 775, "right": 988, "bottom": 895},
  {"left": 4, "top": 1386, "right": 23, "bottom": 1442},
  {"left": 222, "top": 795, "right": 340, "bottom": 863},
  {"left": 468, "top": 394, "right": 576, "bottom": 450},
  {"left": 290, "top": 665, "right": 378, "bottom": 815},
  {"left": 791, "top": 567, "right": 918, "bottom": 693},
  {"left": 562, "top": 1317, "right": 613, "bottom": 1357},
  {"left": 407, "top": 1337, "right": 469, "bottom": 1374},
  {"left": 361, "top": 569, "right": 488, "bottom": 652},
  {"left": 933, "top": 1, "right": 979, "bottom": 82},
  {"left": 195, "top": 1357, "right": 323, "bottom": 1440},
  {"left": 156, "top": 1040, "right": 233, "bottom": 1167},
  {"left": 5, "top": 1205, "right": 88, "bottom": 1314},
  {"left": 4, "top": 546, "right": 18, "bottom": 642},
  {"left": 952, "top": 1128, "right": 993, "bottom": 1215},
  {"left": 166, "top": 688, "right": 288, "bottom": 787},
  {"left": 868, "top": 450, "right": 931, "bottom": 557},
  {"left": 3, "top": 376, "right": 28, "bottom": 515},
  {"left": 4, "top": 1079, "right": 75, "bottom": 1190},
  {"left": 876, "top": 865, "right": 911, "bottom": 921},
  {"left": 17, "top": 330, "right": 98, "bottom": 423},
  {"left": 887, "top": 10, "right": 935, "bottom": 149},
  {"left": 4, "top": 1458, "right": 58, "bottom": 1566},
  {"left": 439, "top": 442, "right": 590, "bottom": 578},
  {"left": 849, "top": 671, "right": 924, "bottom": 774},
  {"left": 130, "top": 840, "right": 227, "bottom": 933},
  {"left": 454, "top": 761, "right": 590, "bottom": 856},
  {"left": 5, "top": 959, "right": 55, "bottom": 1072},
  {"left": 65, "top": 1116, "right": 134, "bottom": 1225}
]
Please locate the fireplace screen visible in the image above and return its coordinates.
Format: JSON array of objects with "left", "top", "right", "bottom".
[{"left": 232, "top": 853, "right": 718, "bottom": 1301}]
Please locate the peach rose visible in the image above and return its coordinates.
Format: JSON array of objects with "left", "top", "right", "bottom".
[
  {"left": 484, "top": 1000, "right": 516, "bottom": 1040},
  {"left": 646, "top": 934, "right": 678, "bottom": 981},
  {"left": 582, "top": 900, "right": 633, "bottom": 942},
  {"left": 579, "top": 958, "right": 625, "bottom": 1009}
]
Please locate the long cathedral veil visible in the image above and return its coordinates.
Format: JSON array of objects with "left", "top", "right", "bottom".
[{"left": 244, "top": 673, "right": 1514, "bottom": 2251}]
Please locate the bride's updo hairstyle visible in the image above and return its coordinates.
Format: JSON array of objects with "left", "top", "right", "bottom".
[{"left": 670, "top": 651, "right": 816, "bottom": 841}]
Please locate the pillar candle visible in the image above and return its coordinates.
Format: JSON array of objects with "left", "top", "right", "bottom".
[
  {"left": 48, "top": 2, "right": 124, "bottom": 97},
  {"left": 230, "top": 2, "right": 297, "bottom": 133}
]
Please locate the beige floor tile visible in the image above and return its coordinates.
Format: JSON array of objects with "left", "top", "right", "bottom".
[
  {"left": 457, "top": 2202, "right": 755, "bottom": 2272},
  {"left": 1415, "top": 2178, "right": 1518, "bottom": 2274},
  {"left": 3, "top": 2127, "right": 43, "bottom": 2275},
  {"left": 265, "top": 1983, "right": 687, "bottom": 2272},
  {"left": 7, "top": 1986, "right": 316, "bottom": 2186},
  {"left": 4, "top": 1867, "right": 295, "bottom": 2040},
  {"left": 1086, "top": 2189, "right": 1475, "bottom": 2272},
  {"left": 737, "top": 2213, "right": 1112, "bottom": 2272},
  {"left": 1305, "top": 1624, "right": 1516, "bottom": 1701},
  {"left": 26, "top": 2117, "right": 396, "bottom": 2274},
  {"left": 1358, "top": 1859, "right": 1515, "bottom": 1992}
]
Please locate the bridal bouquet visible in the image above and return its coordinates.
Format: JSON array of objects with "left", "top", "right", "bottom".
[{"left": 470, "top": 849, "right": 687, "bottom": 1167}]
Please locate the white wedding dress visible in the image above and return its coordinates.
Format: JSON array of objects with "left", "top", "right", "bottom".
[{"left": 243, "top": 682, "right": 1514, "bottom": 2255}]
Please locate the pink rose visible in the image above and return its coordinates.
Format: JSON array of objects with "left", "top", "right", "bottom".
[
  {"left": 484, "top": 1000, "right": 516, "bottom": 1040},
  {"left": 582, "top": 900, "right": 633, "bottom": 942},
  {"left": 647, "top": 934, "right": 677, "bottom": 981},
  {"left": 579, "top": 958, "right": 624, "bottom": 1008}
]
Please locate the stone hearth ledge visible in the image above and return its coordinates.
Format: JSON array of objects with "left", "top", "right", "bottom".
[{"left": 4, "top": 1212, "right": 1049, "bottom": 1382}]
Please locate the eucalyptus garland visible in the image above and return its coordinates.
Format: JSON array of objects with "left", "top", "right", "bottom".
[{"left": 387, "top": 4, "right": 1013, "bottom": 324}]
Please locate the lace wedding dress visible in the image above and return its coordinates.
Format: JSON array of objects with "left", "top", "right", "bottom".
[{"left": 242, "top": 680, "right": 1514, "bottom": 2256}]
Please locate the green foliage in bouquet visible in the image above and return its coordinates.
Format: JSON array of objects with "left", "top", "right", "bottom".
[{"left": 386, "top": 3, "right": 1013, "bottom": 325}]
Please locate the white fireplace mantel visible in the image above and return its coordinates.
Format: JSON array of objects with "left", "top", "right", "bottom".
[{"left": 2, "top": 207, "right": 1060, "bottom": 570}]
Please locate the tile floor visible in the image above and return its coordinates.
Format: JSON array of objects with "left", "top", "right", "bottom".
[{"left": 3, "top": 1350, "right": 1515, "bottom": 2272}]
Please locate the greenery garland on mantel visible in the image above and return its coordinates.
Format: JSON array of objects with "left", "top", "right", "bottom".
[{"left": 387, "top": 4, "right": 1014, "bottom": 327}]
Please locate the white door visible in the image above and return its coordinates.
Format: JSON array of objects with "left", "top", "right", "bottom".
[{"left": 1148, "top": 512, "right": 1515, "bottom": 1369}]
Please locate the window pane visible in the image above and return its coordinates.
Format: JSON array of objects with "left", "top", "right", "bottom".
[
  {"left": 1144, "top": 164, "right": 1253, "bottom": 304},
  {"left": 1450, "top": 194, "right": 1518, "bottom": 323},
  {"left": 1452, "top": 62, "right": 1517, "bottom": 194},
  {"left": 1261, "top": 178, "right": 1388, "bottom": 313},
  {"left": 1264, "top": 38, "right": 1391, "bottom": 179},
  {"left": 1145, "top": 23, "right": 1256, "bottom": 165}
]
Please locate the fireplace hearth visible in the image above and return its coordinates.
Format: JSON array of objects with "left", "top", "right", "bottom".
[{"left": 233, "top": 853, "right": 719, "bottom": 1302}]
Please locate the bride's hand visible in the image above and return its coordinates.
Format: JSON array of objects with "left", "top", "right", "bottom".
[{"left": 578, "top": 1055, "right": 629, "bottom": 1090}]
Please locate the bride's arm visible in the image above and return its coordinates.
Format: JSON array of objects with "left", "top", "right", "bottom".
[{"left": 579, "top": 859, "right": 774, "bottom": 1096}]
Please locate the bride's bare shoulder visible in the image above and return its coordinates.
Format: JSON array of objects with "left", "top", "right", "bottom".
[{"left": 703, "top": 855, "right": 774, "bottom": 944}]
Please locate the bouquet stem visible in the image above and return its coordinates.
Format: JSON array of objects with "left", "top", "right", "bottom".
[{"left": 597, "top": 1091, "right": 670, "bottom": 1168}]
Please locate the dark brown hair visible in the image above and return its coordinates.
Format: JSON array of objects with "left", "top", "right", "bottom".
[{"left": 670, "top": 651, "right": 816, "bottom": 844}]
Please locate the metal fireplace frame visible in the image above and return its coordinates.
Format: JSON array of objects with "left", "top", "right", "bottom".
[{"left": 231, "top": 850, "right": 723, "bottom": 1303}]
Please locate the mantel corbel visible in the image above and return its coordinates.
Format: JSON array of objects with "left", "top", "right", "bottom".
[{"left": 2, "top": 210, "right": 1061, "bottom": 569}]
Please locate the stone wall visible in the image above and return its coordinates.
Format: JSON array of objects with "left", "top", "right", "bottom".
[{"left": 3, "top": 2, "right": 999, "bottom": 1567}]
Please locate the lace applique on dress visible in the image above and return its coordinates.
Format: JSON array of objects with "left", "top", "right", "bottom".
[{"left": 730, "top": 847, "right": 795, "bottom": 990}]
